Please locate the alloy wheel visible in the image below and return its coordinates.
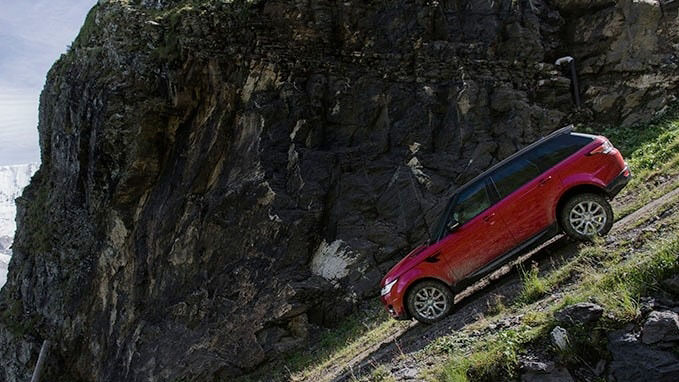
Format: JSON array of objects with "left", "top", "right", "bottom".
[
  {"left": 413, "top": 286, "right": 448, "bottom": 320},
  {"left": 569, "top": 200, "right": 607, "bottom": 236}
]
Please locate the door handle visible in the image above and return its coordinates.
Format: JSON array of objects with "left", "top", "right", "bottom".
[
  {"left": 483, "top": 213, "right": 496, "bottom": 224},
  {"left": 539, "top": 176, "right": 552, "bottom": 186}
]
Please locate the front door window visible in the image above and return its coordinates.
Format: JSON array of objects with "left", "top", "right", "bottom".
[{"left": 452, "top": 181, "right": 491, "bottom": 226}]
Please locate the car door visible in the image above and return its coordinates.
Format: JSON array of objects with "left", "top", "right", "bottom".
[
  {"left": 439, "top": 178, "right": 516, "bottom": 283},
  {"left": 490, "top": 155, "right": 558, "bottom": 244}
]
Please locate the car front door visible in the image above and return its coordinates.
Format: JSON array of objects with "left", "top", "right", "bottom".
[
  {"left": 439, "top": 178, "right": 516, "bottom": 283},
  {"left": 490, "top": 156, "right": 558, "bottom": 244}
]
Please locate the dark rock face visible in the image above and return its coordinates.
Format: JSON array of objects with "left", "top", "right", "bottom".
[
  {"left": 1, "top": 0, "right": 678, "bottom": 380},
  {"left": 554, "top": 302, "right": 604, "bottom": 326}
]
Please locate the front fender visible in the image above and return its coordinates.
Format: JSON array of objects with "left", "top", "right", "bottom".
[{"left": 395, "top": 266, "right": 455, "bottom": 301}]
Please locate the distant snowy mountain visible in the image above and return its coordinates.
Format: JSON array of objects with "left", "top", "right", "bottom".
[{"left": 0, "top": 163, "right": 38, "bottom": 256}]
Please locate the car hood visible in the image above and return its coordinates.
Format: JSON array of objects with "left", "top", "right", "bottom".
[{"left": 381, "top": 242, "right": 441, "bottom": 286}]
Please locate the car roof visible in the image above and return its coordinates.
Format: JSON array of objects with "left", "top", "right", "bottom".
[{"left": 455, "top": 125, "right": 575, "bottom": 194}]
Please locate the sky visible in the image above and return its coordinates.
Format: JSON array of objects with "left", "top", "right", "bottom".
[{"left": 0, "top": 0, "right": 96, "bottom": 166}]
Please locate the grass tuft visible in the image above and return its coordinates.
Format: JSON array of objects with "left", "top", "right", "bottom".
[{"left": 518, "top": 263, "right": 548, "bottom": 303}]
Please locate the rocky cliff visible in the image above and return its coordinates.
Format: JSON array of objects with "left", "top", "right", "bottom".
[{"left": 1, "top": 0, "right": 678, "bottom": 381}]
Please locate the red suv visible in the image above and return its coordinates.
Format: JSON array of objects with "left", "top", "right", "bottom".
[{"left": 380, "top": 126, "right": 630, "bottom": 323}]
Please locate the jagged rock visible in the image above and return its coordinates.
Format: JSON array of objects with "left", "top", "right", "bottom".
[
  {"left": 0, "top": 0, "right": 678, "bottom": 381},
  {"left": 551, "top": 326, "right": 571, "bottom": 351},
  {"left": 642, "top": 310, "right": 679, "bottom": 345},
  {"left": 554, "top": 302, "right": 604, "bottom": 326},
  {"left": 608, "top": 328, "right": 679, "bottom": 382}
]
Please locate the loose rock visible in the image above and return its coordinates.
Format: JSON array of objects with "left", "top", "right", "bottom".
[
  {"left": 554, "top": 302, "right": 604, "bottom": 326},
  {"left": 641, "top": 310, "right": 679, "bottom": 345},
  {"left": 608, "top": 328, "right": 679, "bottom": 382}
]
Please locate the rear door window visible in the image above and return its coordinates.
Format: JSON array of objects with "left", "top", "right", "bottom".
[
  {"left": 527, "top": 134, "right": 593, "bottom": 172},
  {"left": 452, "top": 180, "right": 491, "bottom": 225},
  {"left": 490, "top": 157, "right": 541, "bottom": 199}
]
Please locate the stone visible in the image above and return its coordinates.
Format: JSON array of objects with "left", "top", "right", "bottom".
[
  {"left": 608, "top": 328, "right": 679, "bottom": 382},
  {"left": 551, "top": 326, "right": 571, "bottom": 351},
  {"left": 402, "top": 367, "right": 418, "bottom": 379},
  {"left": 554, "top": 302, "right": 604, "bottom": 326},
  {"left": 642, "top": 310, "right": 679, "bottom": 344}
]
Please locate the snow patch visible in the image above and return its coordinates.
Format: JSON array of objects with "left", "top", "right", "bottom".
[
  {"left": 0, "top": 163, "right": 38, "bottom": 238},
  {"left": 0, "top": 163, "right": 38, "bottom": 288},
  {"left": 0, "top": 253, "right": 9, "bottom": 288},
  {"left": 310, "top": 240, "right": 357, "bottom": 281}
]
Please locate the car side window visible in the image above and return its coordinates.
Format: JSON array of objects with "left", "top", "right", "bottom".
[
  {"left": 527, "top": 134, "right": 593, "bottom": 172},
  {"left": 491, "top": 157, "right": 541, "bottom": 199},
  {"left": 452, "top": 180, "right": 491, "bottom": 225}
]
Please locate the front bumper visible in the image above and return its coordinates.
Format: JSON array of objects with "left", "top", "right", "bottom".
[
  {"left": 605, "top": 165, "right": 631, "bottom": 198},
  {"left": 380, "top": 293, "right": 410, "bottom": 320}
]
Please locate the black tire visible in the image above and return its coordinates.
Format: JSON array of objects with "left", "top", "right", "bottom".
[
  {"left": 406, "top": 280, "right": 454, "bottom": 324},
  {"left": 560, "top": 193, "right": 613, "bottom": 241}
]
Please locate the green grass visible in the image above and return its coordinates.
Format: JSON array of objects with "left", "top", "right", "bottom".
[
  {"left": 518, "top": 262, "right": 548, "bottom": 303},
  {"left": 583, "top": 236, "right": 679, "bottom": 321},
  {"left": 430, "top": 327, "right": 545, "bottom": 382}
]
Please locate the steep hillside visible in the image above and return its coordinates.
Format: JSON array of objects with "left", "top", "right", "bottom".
[{"left": 1, "top": 0, "right": 678, "bottom": 381}]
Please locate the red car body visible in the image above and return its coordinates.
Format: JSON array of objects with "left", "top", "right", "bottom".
[{"left": 380, "top": 127, "right": 630, "bottom": 321}]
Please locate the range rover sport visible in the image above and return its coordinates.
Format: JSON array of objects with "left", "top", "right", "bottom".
[{"left": 380, "top": 126, "right": 630, "bottom": 323}]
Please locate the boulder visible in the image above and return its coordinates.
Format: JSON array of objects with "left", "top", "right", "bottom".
[
  {"left": 554, "top": 302, "right": 604, "bottom": 326},
  {"left": 642, "top": 310, "right": 679, "bottom": 344},
  {"left": 608, "top": 328, "right": 679, "bottom": 382}
]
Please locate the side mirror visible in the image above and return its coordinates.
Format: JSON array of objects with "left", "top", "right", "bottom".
[{"left": 446, "top": 219, "right": 460, "bottom": 232}]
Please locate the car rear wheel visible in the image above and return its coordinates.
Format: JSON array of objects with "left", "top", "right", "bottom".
[
  {"left": 406, "top": 280, "right": 454, "bottom": 324},
  {"left": 560, "top": 193, "right": 613, "bottom": 241}
]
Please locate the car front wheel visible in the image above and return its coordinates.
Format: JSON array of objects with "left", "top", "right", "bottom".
[
  {"left": 406, "top": 280, "right": 454, "bottom": 324},
  {"left": 560, "top": 193, "right": 614, "bottom": 241}
]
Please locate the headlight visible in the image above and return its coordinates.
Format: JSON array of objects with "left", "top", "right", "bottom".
[{"left": 381, "top": 279, "right": 398, "bottom": 296}]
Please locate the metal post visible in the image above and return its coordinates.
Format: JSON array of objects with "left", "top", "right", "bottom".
[
  {"left": 555, "top": 56, "right": 581, "bottom": 109},
  {"left": 31, "top": 340, "right": 50, "bottom": 382}
]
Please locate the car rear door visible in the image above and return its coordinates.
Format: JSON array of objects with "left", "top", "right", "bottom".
[
  {"left": 439, "top": 178, "right": 516, "bottom": 283},
  {"left": 490, "top": 155, "right": 558, "bottom": 244}
]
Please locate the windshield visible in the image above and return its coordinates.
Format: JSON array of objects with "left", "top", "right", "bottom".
[{"left": 432, "top": 195, "right": 456, "bottom": 243}]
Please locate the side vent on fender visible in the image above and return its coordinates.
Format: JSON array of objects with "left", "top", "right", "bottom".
[{"left": 425, "top": 252, "right": 441, "bottom": 263}]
